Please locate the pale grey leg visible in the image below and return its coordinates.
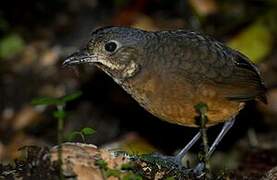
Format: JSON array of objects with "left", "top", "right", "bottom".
[
  {"left": 207, "top": 118, "right": 235, "bottom": 158},
  {"left": 194, "top": 118, "right": 236, "bottom": 174},
  {"left": 174, "top": 131, "right": 201, "bottom": 165}
]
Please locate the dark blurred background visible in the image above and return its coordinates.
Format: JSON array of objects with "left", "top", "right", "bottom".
[{"left": 1, "top": 0, "right": 277, "bottom": 176}]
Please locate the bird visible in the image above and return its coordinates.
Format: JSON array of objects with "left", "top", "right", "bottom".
[{"left": 63, "top": 26, "right": 267, "bottom": 171}]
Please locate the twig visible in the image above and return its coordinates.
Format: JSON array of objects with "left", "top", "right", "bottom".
[
  {"left": 195, "top": 103, "right": 210, "bottom": 174},
  {"left": 57, "top": 105, "right": 65, "bottom": 180}
]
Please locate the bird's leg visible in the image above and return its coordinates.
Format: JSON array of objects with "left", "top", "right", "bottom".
[
  {"left": 174, "top": 131, "right": 201, "bottom": 166},
  {"left": 157, "top": 118, "right": 235, "bottom": 176},
  {"left": 170, "top": 103, "right": 207, "bottom": 167},
  {"left": 151, "top": 131, "right": 201, "bottom": 171},
  {"left": 207, "top": 118, "right": 235, "bottom": 158},
  {"left": 194, "top": 118, "right": 236, "bottom": 174}
]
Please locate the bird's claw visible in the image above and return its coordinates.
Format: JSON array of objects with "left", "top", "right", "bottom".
[
  {"left": 193, "top": 162, "right": 206, "bottom": 178},
  {"left": 146, "top": 153, "right": 207, "bottom": 177}
]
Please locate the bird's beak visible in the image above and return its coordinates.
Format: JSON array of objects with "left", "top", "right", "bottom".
[{"left": 63, "top": 49, "right": 97, "bottom": 67}]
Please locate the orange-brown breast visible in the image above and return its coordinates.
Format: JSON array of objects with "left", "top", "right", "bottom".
[{"left": 123, "top": 70, "right": 244, "bottom": 127}]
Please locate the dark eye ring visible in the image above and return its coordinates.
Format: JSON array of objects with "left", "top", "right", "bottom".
[{"left": 104, "top": 41, "right": 118, "bottom": 52}]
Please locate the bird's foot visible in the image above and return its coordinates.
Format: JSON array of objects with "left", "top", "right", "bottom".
[
  {"left": 148, "top": 153, "right": 188, "bottom": 170},
  {"left": 172, "top": 156, "right": 207, "bottom": 178},
  {"left": 145, "top": 153, "right": 207, "bottom": 178},
  {"left": 193, "top": 162, "right": 206, "bottom": 178},
  {"left": 150, "top": 153, "right": 181, "bottom": 167}
]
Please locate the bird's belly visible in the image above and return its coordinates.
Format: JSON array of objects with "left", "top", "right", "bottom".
[
  {"left": 138, "top": 94, "right": 242, "bottom": 127},
  {"left": 147, "top": 97, "right": 242, "bottom": 127},
  {"left": 126, "top": 80, "right": 243, "bottom": 127}
]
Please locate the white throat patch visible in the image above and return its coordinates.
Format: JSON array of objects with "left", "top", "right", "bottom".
[
  {"left": 122, "top": 60, "right": 140, "bottom": 78},
  {"left": 97, "top": 59, "right": 125, "bottom": 70}
]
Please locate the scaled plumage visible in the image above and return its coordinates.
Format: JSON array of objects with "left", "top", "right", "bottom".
[{"left": 63, "top": 26, "right": 267, "bottom": 127}]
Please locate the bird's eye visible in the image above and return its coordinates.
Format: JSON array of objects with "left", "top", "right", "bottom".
[{"left": 104, "top": 41, "right": 118, "bottom": 52}]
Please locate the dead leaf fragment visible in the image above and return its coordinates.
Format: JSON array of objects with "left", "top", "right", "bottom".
[{"left": 50, "top": 143, "right": 130, "bottom": 180}]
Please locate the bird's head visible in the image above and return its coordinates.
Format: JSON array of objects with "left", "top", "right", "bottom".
[{"left": 63, "top": 26, "right": 150, "bottom": 83}]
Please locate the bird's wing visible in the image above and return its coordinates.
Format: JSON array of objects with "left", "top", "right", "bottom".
[
  {"left": 174, "top": 31, "right": 267, "bottom": 103},
  {"left": 218, "top": 50, "right": 267, "bottom": 103}
]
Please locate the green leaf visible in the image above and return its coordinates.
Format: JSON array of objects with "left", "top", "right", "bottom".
[
  {"left": 122, "top": 172, "right": 142, "bottom": 180},
  {"left": 106, "top": 169, "right": 121, "bottom": 177},
  {"left": 81, "top": 127, "right": 96, "bottom": 136},
  {"left": 95, "top": 159, "right": 108, "bottom": 170},
  {"left": 0, "top": 33, "right": 25, "bottom": 59},
  {"left": 66, "top": 131, "right": 81, "bottom": 141},
  {"left": 121, "top": 162, "right": 135, "bottom": 170},
  {"left": 53, "top": 110, "right": 66, "bottom": 119},
  {"left": 31, "top": 97, "right": 63, "bottom": 106},
  {"left": 194, "top": 103, "right": 208, "bottom": 114},
  {"left": 62, "top": 91, "right": 82, "bottom": 103},
  {"left": 32, "top": 91, "right": 82, "bottom": 106}
]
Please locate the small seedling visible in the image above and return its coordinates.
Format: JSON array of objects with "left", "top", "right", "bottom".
[
  {"left": 121, "top": 162, "right": 135, "bottom": 171},
  {"left": 95, "top": 159, "right": 108, "bottom": 169},
  {"left": 194, "top": 102, "right": 210, "bottom": 176},
  {"left": 122, "top": 172, "right": 143, "bottom": 180},
  {"left": 106, "top": 169, "right": 121, "bottom": 178},
  {"left": 32, "top": 91, "right": 82, "bottom": 180},
  {"left": 95, "top": 158, "right": 143, "bottom": 180},
  {"left": 67, "top": 127, "right": 96, "bottom": 142},
  {"left": 95, "top": 158, "right": 108, "bottom": 179}
]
